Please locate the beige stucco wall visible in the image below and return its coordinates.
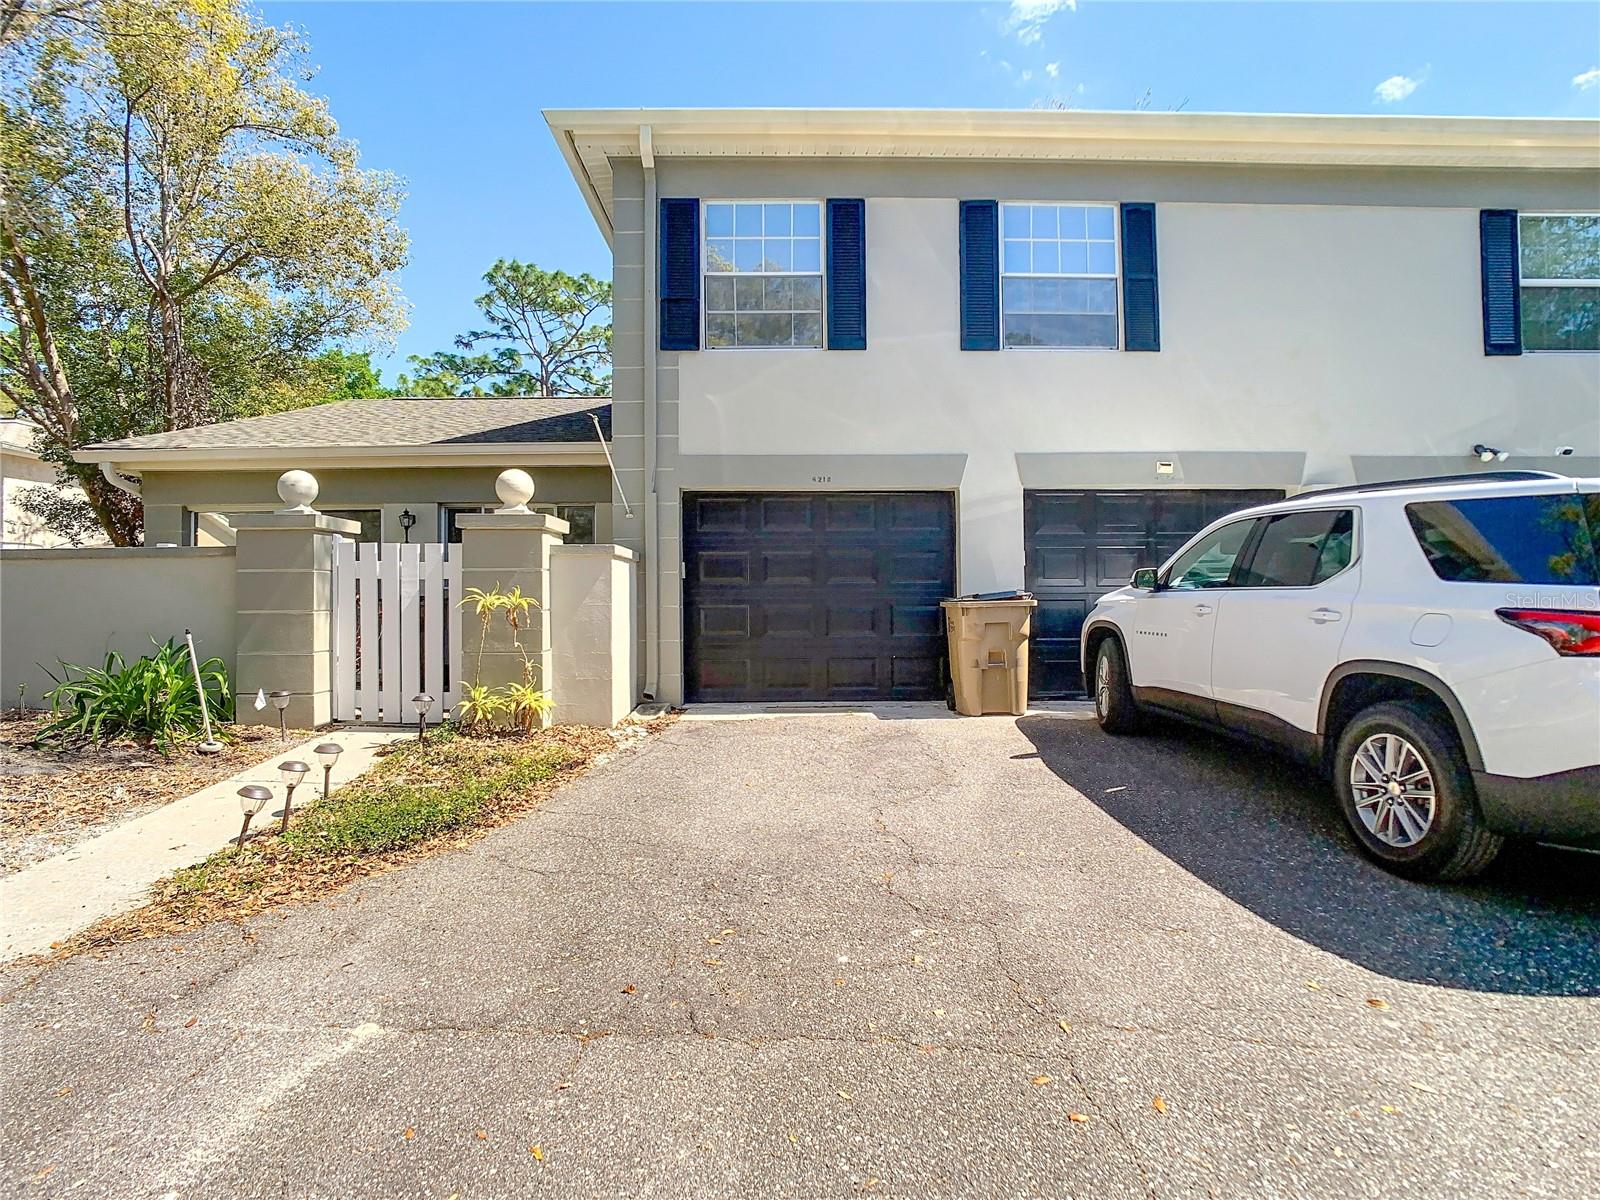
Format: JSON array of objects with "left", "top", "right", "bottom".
[
  {"left": 137, "top": 464, "right": 615, "bottom": 548},
  {"left": 0, "top": 547, "right": 236, "bottom": 703},
  {"left": 551, "top": 544, "right": 638, "bottom": 726},
  {"left": 606, "top": 155, "right": 1600, "bottom": 703}
]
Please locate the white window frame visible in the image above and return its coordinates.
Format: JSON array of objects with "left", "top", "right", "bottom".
[
  {"left": 998, "top": 201, "right": 1122, "bottom": 352},
  {"left": 701, "top": 198, "right": 827, "bottom": 352},
  {"left": 1517, "top": 211, "right": 1600, "bottom": 355}
]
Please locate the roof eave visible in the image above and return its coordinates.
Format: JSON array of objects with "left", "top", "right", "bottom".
[
  {"left": 543, "top": 107, "right": 1600, "bottom": 232},
  {"left": 73, "top": 443, "right": 610, "bottom": 471}
]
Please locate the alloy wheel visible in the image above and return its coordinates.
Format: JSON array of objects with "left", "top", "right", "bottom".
[
  {"left": 1349, "top": 732, "right": 1437, "bottom": 848},
  {"left": 1095, "top": 653, "right": 1111, "bottom": 717}
]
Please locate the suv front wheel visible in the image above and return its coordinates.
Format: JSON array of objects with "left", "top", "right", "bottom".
[
  {"left": 1332, "top": 701, "right": 1503, "bottom": 881},
  {"left": 1092, "top": 638, "right": 1142, "bottom": 734}
]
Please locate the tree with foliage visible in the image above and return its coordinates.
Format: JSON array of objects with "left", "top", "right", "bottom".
[
  {"left": 1, "top": 0, "right": 408, "bottom": 544},
  {"left": 401, "top": 260, "right": 610, "bottom": 397}
]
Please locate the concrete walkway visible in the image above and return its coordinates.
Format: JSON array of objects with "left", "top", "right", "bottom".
[{"left": 0, "top": 727, "right": 411, "bottom": 959}]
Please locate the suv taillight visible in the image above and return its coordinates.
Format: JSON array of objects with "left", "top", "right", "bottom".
[{"left": 1495, "top": 608, "right": 1600, "bottom": 657}]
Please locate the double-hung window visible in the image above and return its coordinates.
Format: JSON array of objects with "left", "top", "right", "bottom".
[
  {"left": 704, "top": 201, "right": 824, "bottom": 348},
  {"left": 1000, "top": 203, "right": 1120, "bottom": 349},
  {"left": 1519, "top": 214, "right": 1600, "bottom": 352}
]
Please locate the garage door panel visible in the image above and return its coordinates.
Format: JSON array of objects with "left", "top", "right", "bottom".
[
  {"left": 698, "top": 605, "right": 750, "bottom": 638},
  {"left": 824, "top": 497, "right": 876, "bottom": 531},
  {"left": 1032, "top": 546, "right": 1086, "bottom": 589},
  {"left": 827, "top": 605, "right": 877, "bottom": 637},
  {"left": 892, "top": 550, "right": 950, "bottom": 585},
  {"left": 892, "top": 603, "right": 943, "bottom": 638},
  {"left": 763, "top": 551, "right": 817, "bottom": 585},
  {"left": 694, "top": 496, "right": 750, "bottom": 532},
  {"left": 764, "top": 605, "right": 814, "bottom": 638},
  {"left": 1096, "top": 545, "right": 1145, "bottom": 587},
  {"left": 890, "top": 494, "right": 950, "bottom": 530},
  {"left": 760, "top": 497, "right": 813, "bottom": 531},
  {"left": 1025, "top": 489, "right": 1284, "bottom": 698},
  {"left": 1030, "top": 492, "right": 1091, "bottom": 536},
  {"left": 685, "top": 492, "right": 955, "bottom": 703},
  {"left": 699, "top": 552, "right": 749, "bottom": 583}
]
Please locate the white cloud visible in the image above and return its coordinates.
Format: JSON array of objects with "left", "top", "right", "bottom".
[
  {"left": 1045, "top": 61, "right": 1060, "bottom": 79},
  {"left": 1020, "top": 69, "right": 1034, "bottom": 84},
  {"left": 1574, "top": 67, "right": 1600, "bottom": 91},
  {"left": 1003, "top": 0, "right": 1075, "bottom": 46},
  {"left": 1373, "top": 73, "right": 1421, "bottom": 104}
]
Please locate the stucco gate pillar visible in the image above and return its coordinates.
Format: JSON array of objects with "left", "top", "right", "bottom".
[
  {"left": 454, "top": 470, "right": 568, "bottom": 718},
  {"left": 550, "top": 543, "right": 638, "bottom": 727},
  {"left": 230, "top": 470, "right": 359, "bottom": 729}
]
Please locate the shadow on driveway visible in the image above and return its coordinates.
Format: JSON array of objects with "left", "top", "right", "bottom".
[{"left": 1016, "top": 714, "right": 1600, "bottom": 998}]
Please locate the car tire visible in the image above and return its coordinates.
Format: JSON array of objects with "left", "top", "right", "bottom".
[
  {"left": 1092, "top": 638, "right": 1142, "bottom": 735},
  {"left": 1332, "top": 701, "right": 1503, "bottom": 882}
]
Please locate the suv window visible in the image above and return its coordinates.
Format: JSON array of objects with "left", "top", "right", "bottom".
[
  {"left": 1406, "top": 493, "right": 1600, "bottom": 585},
  {"left": 1237, "top": 509, "right": 1355, "bottom": 588},
  {"left": 1164, "top": 518, "right": 1256, "bottom": 590}
]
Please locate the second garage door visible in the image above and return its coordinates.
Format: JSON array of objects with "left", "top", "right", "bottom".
[
  {"left": 683, "top": 492, "right": 955, "bottom": 703},
  {"left": 1025, "top": 489, "right": 1284, "bottom": 698}
]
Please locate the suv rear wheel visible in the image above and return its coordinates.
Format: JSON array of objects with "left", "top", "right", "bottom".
[
  {"left": 1332, "top": 701, "right": 1503, "bottom": 881},
  {"left": 1092, "top": 638, "right": 1142, "bottom": 734}
]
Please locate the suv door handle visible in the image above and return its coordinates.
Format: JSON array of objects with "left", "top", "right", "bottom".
[
  {"left": 1192, "top": 603, "right": 1214, "bottom": 616},
  {"left": 1310, "top": 608, "right": 1343, "bottom": 624}
]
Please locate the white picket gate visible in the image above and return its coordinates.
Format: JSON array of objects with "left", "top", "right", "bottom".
[{"left": 332, "top": 540, "right": 461, "bottom": 724}]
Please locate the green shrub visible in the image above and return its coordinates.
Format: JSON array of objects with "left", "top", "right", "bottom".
[{"left": 41, "top": 638, "right": 234, "bottom": 753}]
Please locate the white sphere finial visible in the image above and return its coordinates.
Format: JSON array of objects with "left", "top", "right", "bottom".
[
  {"left": 276, "top": 469, "right": 319, "bottom": 513},
  {"left": 494, "top": 468, "right": 535, "bottom": 513}
]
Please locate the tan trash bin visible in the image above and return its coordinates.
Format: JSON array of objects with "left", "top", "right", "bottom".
[{"left": 941, "top": 593, "right": 1038, "bottom": 716}]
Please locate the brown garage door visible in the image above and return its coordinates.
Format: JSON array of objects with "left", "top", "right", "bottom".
[
  {"left": 683, "top": 492, "right": 956, "bottom": 702},
  {"left": 1025, "top": 489, "right": 1284, "bottom": 698}
]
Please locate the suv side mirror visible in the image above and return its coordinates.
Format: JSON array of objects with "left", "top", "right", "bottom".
[{"left": 1130, "top": 567, "right": 1159, "bottom": 591}]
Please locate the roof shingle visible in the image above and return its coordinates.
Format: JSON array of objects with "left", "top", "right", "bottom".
[{"left": 84, "top": 397, "right": 611, "bottom": 453}]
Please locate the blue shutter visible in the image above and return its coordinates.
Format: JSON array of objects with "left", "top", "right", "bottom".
[
  {"left": 659, "top": 198, "right": 700, "bottom": 351},
  {"left": 1480, "top": 210, "right": 1522, "bottom": 356},
  {"left": 826, "top": 198, "right": 867, "bottom": 350},
  {"left": 959, "top": 200, "right": 1000, "bottom": 351},
  {"left": 1120, "top": 203, "right": 1160, "bottom": 352}
]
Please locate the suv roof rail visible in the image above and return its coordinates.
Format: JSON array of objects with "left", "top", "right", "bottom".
[{"left": 1296, "top": 470, "right": 1569, "bottom": 501}]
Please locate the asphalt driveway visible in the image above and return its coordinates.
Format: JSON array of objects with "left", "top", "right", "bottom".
[{"left": 2, "top": 708, "right": 1596, "bottom": 1198}]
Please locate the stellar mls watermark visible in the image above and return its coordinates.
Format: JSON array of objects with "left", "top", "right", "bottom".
[{"left": 1503, "top": 589, "right": 1600, "bottom": 610}]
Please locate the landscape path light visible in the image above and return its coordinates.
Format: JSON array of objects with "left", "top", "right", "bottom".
[
  {"left": 269, "top": 690, "right": 292, "bottom": 743},
  {"left": 236, "top": 785, "right": 271, "bottom": 850},
  {"left": 277, "top": 760, "right": 310, "bottom": 833},
  {"left": 412, "top": 694, "right": 435, "bottom": 742},
  {"left": 314, "top": 742, "right": 343, "bottom": 800}
]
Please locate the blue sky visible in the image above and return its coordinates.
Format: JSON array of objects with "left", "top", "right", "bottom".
[{"left": 260, "top": 1, "right": 1600, "bottom": 376}]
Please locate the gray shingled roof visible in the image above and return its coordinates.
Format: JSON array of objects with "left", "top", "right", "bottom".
[{"left": 84, "top": 397, "right": 611, "bottom": 452}]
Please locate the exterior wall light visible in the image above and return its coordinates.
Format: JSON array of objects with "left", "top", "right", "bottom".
[
  {"left": 314, "top": 742, "right": 343, "bottom": 799},
  {"left": 1473, "top": 444, "right": 1509, "bottom": 463},
  {"left": 399, "top": 508, "right": 417, "bottom": 543},
  {"left": 269, "top": 690, "right": 292, "bottom": 742},
  {"left": 236, "top": 785, "right": 272, "bottom": 850},
  {"left": 277, "top": 760, "right": 310, "bottom": 832},
  {"left": 412, "top": 693, "right": 434, "bottom": 742}
]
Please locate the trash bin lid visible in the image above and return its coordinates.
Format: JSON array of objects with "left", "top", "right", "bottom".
[{"left": 952, "top": 589, "right": 1034, "bottom": 602}]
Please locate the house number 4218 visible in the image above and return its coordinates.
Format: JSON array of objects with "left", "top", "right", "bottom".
[{"left": 811, "top": 475, "right": 832, "bottom": 484}]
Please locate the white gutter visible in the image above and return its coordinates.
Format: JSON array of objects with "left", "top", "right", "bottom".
[
  {"left": 99, "top": 462, "right": 142, "bottom": 497},
  {"left": 640, "top": 122, "right": 660, "bottom": 701}
]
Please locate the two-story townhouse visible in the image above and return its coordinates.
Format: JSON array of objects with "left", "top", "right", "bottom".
[{"left": 546, "top": 108, "right": 1600, "bottom": 707}]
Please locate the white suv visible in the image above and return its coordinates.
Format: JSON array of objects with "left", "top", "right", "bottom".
[{"left": 1079, "top": 473, "right": 1600, "bottom": 881}]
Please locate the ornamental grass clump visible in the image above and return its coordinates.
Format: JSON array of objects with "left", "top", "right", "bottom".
[{"left": 40, "top": 639, "right": 234, "bottom": 753}]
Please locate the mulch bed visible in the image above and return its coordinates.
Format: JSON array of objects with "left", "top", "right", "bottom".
[
  {"left": 0, "top": 713, "right": 317, "bottom": 875},
  {"left": 52, "top": 713, "right": 677, "bottom": 959}
]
